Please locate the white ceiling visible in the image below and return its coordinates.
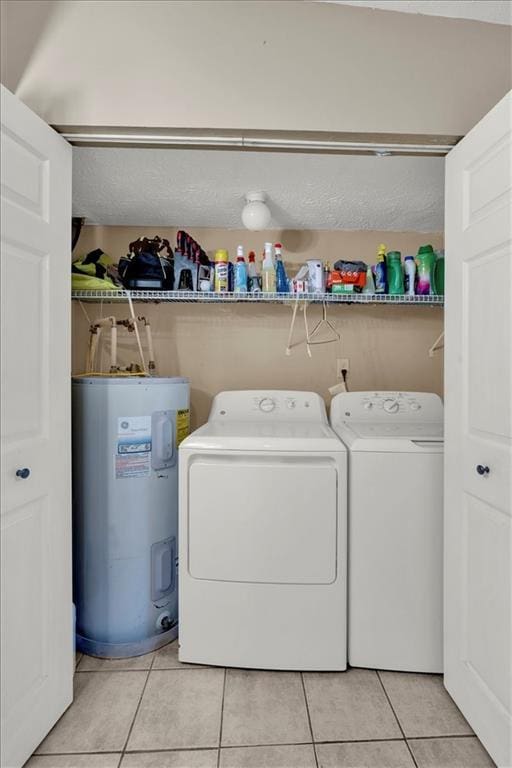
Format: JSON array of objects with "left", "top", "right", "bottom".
[
  {"left": 72, "top": 147, "right": 444, "bottom": 231},
  {"left": 322, "top": 1, "right": 512, "bottom": 25}
]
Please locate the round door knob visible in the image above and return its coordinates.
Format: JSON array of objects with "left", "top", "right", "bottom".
[
  {"left": 16, "top": 467, "right": 31, "bottom": 479},
  {"left": 476, "top": 465, "right": 490, "bottom": 476}
]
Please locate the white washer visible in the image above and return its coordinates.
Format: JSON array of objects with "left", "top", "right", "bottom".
[
  {"left": 330, "top": 391, "right": 443, "bottom": 673},
  {"left": 179, "top": 390, "right": 347, "bottom": 670}
]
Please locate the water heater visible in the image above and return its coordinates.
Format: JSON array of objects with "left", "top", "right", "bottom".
[{"left": 72, "top": 377, "right": 190, "bottom": 657}]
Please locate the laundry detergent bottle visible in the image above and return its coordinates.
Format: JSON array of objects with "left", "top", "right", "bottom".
[
  {"left": 234, "top": 245, "right": 248, "bottom": 293},
  {"left": 274, "top": 243, "right": 288, "bottom": 293},
  {"left": 404, "top": 256, "right": 416, "bottom": 296},
  {"left": 385, "top": 250, "right": 404, "bottom": 295},
  {"left": 374, "top": 244, "right": 387, "bottom": 293},
  {"left": 415, "top": 244, "right": 436, "bottom": 295}
]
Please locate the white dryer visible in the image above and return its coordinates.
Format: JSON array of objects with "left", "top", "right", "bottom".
[
  {"left": 179, "top": 390, "right": 347, "bottom": 670},
  {"left": 330, "top": 391, "right": 443, "bottom": 673}
]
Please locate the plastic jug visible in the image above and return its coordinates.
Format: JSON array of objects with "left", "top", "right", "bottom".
[
  {"left": 415, "top": 244, "right": 436, "bottom": 295},
  {"left": 385, "top": 251, "right": 404, "bottom": 295},
  {"left": 433, "top": 250, "right": 445, "bottom": 296}
]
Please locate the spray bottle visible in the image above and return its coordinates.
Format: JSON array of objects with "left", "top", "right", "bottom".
[
  {"left": 247, "top": 251, "right": 261, "bottom": 292},
  {"left": 262, "top": 242, "right": 276, "bottom": 293},
  {"left": 234, "top": 245, "right": 248, "bottom": 293},
  {"left": 214, "top": 249, "right": 229, "bottom": 292},
  {"left": 274, "top": 243, "right": 288, "bottom": 293}
]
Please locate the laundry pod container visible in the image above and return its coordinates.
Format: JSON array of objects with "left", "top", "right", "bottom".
[{"left": 72, "top": 377, "right": 190, "bottom": 657}]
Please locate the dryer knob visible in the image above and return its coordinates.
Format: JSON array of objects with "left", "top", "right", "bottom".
[
  {"left": 259, "top": 397, "right": 276, "bottom": 413},
  {"left": 364, "top": 402, "right": 373, "bottom": 410},
  {"left": 410, "top": 403, "right": 421, "bottom": 411},
  {"left": 383, "top": 398, "right": 400, "bottom": 414}
]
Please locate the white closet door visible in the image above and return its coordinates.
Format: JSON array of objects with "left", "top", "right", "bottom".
[
  {"left": 444, "top": 90, "right": 511, "bottom": 768},
  {"left": 1, "top": 85, "right": 72, "bottom": 768}
]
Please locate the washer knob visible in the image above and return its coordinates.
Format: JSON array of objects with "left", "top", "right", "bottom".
[
  {"left": 259, "top": 397, "right": 276, "bottom": 413},
  {"left": 410, "top": 403, "right": 421, "bottom": 411},
  {"left": 364, "top": 402, "right": 373, "bottom": 410},
  {"left": 383, "top": 398, "right": 400, "bottom": 414}
]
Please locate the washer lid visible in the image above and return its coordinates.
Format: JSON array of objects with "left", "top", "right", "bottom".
[
  {"left": 349, "top": 421, "right": 444, "bottom": 439},
  {"left": 180, "top": 420, "right": 345, "bottom": 452}
]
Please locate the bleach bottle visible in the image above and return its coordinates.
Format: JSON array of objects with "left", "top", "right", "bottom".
[{"left": 234, "top": 245, "right": 248, "bottom": 293}]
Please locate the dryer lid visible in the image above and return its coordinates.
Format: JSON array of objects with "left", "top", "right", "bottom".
[{"left": 180, "top": 420, "right": 345, "bottom": 452}]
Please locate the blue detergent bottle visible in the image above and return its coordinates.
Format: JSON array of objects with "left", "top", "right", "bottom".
[
  {"left": 234, "top": 245, "right": 248, "bottom": 293},
  {"left": 275, "top": 243, "right": 288, "bottom": 293}
]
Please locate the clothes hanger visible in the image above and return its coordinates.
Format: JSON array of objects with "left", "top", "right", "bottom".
[
  {"left": 428, "top": 329, "right": 444, "bottom": 358},
  {"left": 304, "top": 301, "right": 340, "bottom": 358}
]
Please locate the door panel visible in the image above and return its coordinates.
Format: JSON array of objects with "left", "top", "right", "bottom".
[
  {"left": 463, "top": 496, "right": 510, "bottom": 710},
  {"left": 188, "top": 455, "right": 337, "bottom": 584},
  {"left": 445, "top": 90, "right": 511, "bottom": 768},
  {"left": 1, "top": 85, "right": 72, "bottom": 768},
  {"left": 466, "top": 244, "right": 510, "bottom": 438},
  {"left": 1, "top": 239, "right": 49, "bottom": 441}
]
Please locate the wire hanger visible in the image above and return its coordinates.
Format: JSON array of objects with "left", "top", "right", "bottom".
[
  {"left": 428, "top": 329, "right": 444, "bottom": 358},
  {"left": 304, "top": 301, "right": 340, "bottom": 358}
]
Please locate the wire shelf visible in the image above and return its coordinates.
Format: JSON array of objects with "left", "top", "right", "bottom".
[{"left": 72, "top": 290, "right": 444, "bottom": 306}]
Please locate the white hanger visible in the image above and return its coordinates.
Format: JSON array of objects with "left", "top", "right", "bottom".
[
  {"left": 428, "top": 329, "right": 444, "bottom": 358},
  {"left": 304, "top": 301, "right": 340, "bottom": 358}
]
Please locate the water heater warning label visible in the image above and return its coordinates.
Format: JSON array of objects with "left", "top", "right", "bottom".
[
  {"left": 116, "top": 416, "right": 151, "bottom": 479},
  {"left": 176, "top": 409, "right": 190, "bottom": 446}
]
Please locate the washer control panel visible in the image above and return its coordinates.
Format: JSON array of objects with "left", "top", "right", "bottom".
[
  {"left": 210, "top": 390, "right": 327, "bottom": 422},
  {"left": 331, "top": 391, "right": 443, "bottom": 424}
]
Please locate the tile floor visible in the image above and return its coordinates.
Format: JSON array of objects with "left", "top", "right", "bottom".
[{"left": 26, "top": 643, "right": 495, "bottom": 768}]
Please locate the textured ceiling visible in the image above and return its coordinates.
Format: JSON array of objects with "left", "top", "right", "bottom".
[
  {"left": 321, "top": 1, "right": 512, "bottom": 25},
  {"left": 72, "top": 148, "right": 444, "bottom": 231}
]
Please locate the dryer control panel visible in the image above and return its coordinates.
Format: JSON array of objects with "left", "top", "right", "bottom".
[
  {"left": 209, "top": 390, "right": 328, "bottom": 422},
  {"left": 330, "top": 391, "right": 443, "bottom": 425}
]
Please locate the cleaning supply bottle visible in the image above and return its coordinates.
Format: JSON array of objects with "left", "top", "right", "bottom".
[
  {"left": 362, "top": 265, "right": 376, "bottom": 294},
  {"left": 374, "top": 244, "right": 387, "bottom": 293},
  {"left": 404, "top": 256, "right": 416, "bottom": 296},
  {"left": 247, "top": 251, "right": 261, "bottom": 292},
  {"left": 214, "top": 249, "right": 229, "bottom": 292},
  {"left": 433, "top": 249, "right": 445, "bottom": 296},
  {"left": 262, "top": 241, "right": 276, "bottom": 293},
  {"left": 234, "top": 245, "right": 248, "bottom": 293},
  {"left": 385, "top": 250, "right": 404, "bottom": 295},
  {"left": 415, "top": 244, "right": 436, "bottom": 295},
  {"left": 274, "top": 242, "right": 288, "bottom": 293}
]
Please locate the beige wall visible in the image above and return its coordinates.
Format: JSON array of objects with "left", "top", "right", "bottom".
[
  {"left": 2, "top": 0, "right": 510, "bottom": 136},
  {"left": 73, "top": 226, "right": 444, "bottom": 428}
]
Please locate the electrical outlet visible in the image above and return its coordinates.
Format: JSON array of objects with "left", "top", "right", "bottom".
[{"left": 337, "top": 358, "right": 350, "bottom": 380}]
